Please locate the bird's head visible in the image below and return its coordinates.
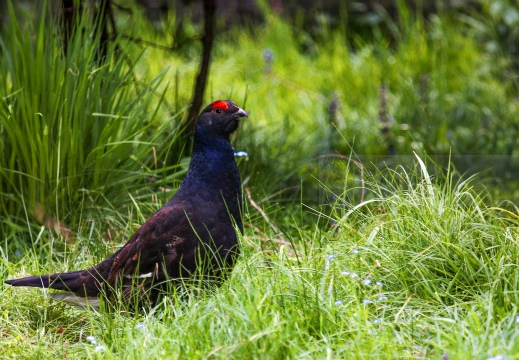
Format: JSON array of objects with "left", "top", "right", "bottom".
[{"left": 196, "top": 100, "right": 248, "bottom": 138}]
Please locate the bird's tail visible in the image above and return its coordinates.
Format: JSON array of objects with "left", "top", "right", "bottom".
[{"left": 4, "top": 270, "right": 93, "bottom": 294}]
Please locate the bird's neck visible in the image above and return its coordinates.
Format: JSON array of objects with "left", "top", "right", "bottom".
[
  {"left": 180, "top": 131, "right": 240, "bottom": 190},
  {"left": 173, "top": 130, "right": 243, "bottom": 233}
]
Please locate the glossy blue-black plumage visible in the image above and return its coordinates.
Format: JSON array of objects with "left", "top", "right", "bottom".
[{"left": 4, "top": 100, "right": 248, "bottom": 306}]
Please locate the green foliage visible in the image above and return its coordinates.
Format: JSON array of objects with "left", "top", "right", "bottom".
[
  {"left": 2, "top": 1, "right": 519, "bottom": 359},
  {"left": 193, "top": 6, "right": 519, "bottom": 190},
  {"left": 465, "top": 0, "right": 519, "bottom": 72},
  {"left": 332, "top": 155, "right": 519, "bottom": 308},
  {"left": 2, "top": 156, "right": 519, "bottom": 358},
  {"left": 0, "top": 3, "right": 181, "bottom": 241}
]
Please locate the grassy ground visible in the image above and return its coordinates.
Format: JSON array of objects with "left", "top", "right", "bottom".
[
  {"left": 1, "top": 2, "right": 519, "bottom": 359},
  {"left": 3, "top": 158, "right": 519, "bottom": 359}
]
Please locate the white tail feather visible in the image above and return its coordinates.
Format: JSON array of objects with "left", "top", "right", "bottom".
[{"left": 49, "top": 292, "right": 100, "bottom": 310}]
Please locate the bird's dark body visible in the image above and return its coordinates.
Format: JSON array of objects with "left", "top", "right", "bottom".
[{"left": 4, "top": 100, "right": 248, "bottom": 306}]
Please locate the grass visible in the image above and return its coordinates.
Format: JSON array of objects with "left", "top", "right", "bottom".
[
  {"left": 2, "top": 157, "right": 519, "bottom": 358},
  {"left": 2, "top": 1, "right": 519, "bottom": 359},
  {"left": 0, "top": 2, "right": 184, "bottom": 246}
]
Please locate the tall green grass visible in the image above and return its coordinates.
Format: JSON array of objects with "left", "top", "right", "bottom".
[
  {"left": 2, "top": 2, "right": 519, "bottom": 358},
  {"left": 3, "top": 1, "right": 517, "bottom": 245},
  {"left": 2, "top": 156, "right": 519, "bottom": 358},
  {"left": 0, "top": 3, "right": 182, "bottom": 244},
  {"left": 188, "top": 7, "right": 519, "bottom": 193}
]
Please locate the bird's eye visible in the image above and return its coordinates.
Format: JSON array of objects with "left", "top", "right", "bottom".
[{"left": 215, "top": 108, "right": 222, "bottom": 114}]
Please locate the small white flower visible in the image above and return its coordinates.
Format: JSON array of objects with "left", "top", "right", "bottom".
[
  {"left": 375, "top": 281, "right": 383, "bottom": 287},
  {"left": 362, "top": 299, "right": 373, "bottom": 304},
  {"left": 334, "top": 300, "right": 343, "bottom": 306},
  {"left": 350, "top": 249, "right": 359, "bottom": 254},
  {"left": 362, "top": 279, "right": 372, "bottom": 286},
  {"left": 350, "top": 273, "right": 359, "bottom": 278},
  {"left": 327, "top": 254, "right": 337, "bottom": 261},
  {"left": 516, "top": 315, "right": 519, "bottom": 324},
  {"left": 377, "top": 296, "right": 388, "bottom": 302},
  {"left": 372, "top": 318, "right": 380, "bottom": 324},
  {"left": 341, "top": 270, "right": 350, "bottom": 276},
  {"left": 487, "top": 355, "right": 505, "bottom": 360},
  {"left": 86, "top": 336, "right": 97, "bottom": 344},
  {"left": 94, "top": 345, "right": 106, "bottom": 353},
  {"left": 135, "top": 323, "right": 146, "bottom": 331}
]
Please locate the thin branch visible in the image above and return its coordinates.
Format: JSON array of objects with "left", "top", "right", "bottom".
[
  {"left": 106, "top": 0, "right": 118, "bottom": 37},
  {"left": 61, "top": 0, "right": 76, "bottom": 56},
  {"left": 245, "top": 187, "right": 283, "bottom": 238},
  {"left": 244, "top": 223, "right": 292, "bottom": 247},
  {"left": 111, "top": 1, "right": 133, "bottom": 13},
  {"left": 118, "top": 34, "right": 202, "bottom": 51},
  {"left": 183, "top": 0, "right": 216, "bottom": 135},
  {"left": 259, "top": 185, "right": 300, "bottom": 204}
]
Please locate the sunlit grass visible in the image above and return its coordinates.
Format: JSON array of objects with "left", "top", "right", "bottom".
[
  {"left": 3, "top": 156, "right": 519, "bottom": 358},
  {"left": 2, "top": 1, "right": 519, "bottom": 359}
]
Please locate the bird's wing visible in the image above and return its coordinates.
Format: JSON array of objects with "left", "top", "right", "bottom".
[{"left": 104, "top": 204, "right": 195, "bottom": 285}]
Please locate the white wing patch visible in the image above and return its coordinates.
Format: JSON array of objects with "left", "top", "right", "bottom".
[{"left": 124, "top": 272, "right": 153, "bottom": 279}]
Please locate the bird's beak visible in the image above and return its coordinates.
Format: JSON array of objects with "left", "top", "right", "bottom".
[{"left": 236, "top": 107, "right": 248, "bottom": 118}]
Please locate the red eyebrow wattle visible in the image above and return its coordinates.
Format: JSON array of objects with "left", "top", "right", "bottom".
[{"left": 212, "top": 101, "right": 229, "bottom": 111}]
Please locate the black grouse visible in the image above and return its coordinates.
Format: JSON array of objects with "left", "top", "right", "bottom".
[{"left": 5, "top": 100, "right": 248, "bottom": 308}]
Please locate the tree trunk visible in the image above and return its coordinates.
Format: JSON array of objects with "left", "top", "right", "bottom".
[{"left": 183, "top": 0, "right": 216, "bottom": 135}]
